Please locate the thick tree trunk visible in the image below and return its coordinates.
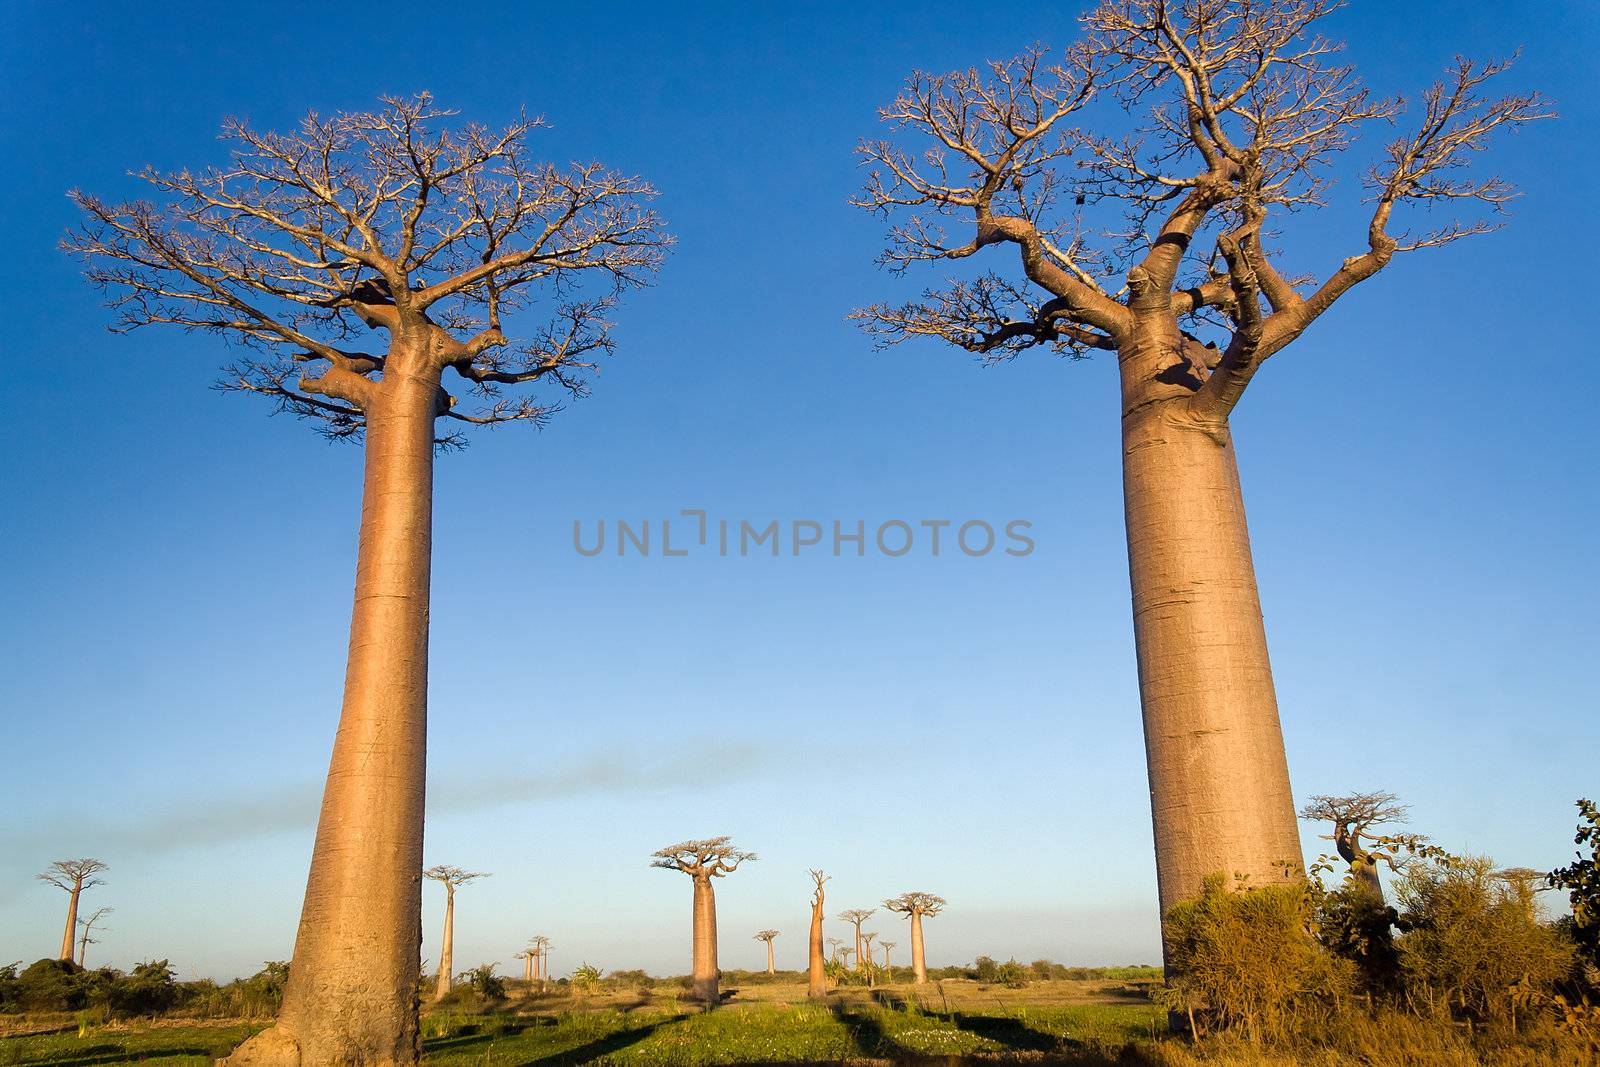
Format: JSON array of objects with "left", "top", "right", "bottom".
[
  {"left": 765, "top": 940, "right": 774, "bottom": 975},
  {"left": 523, "top": 955, "right": 533, "bottom": 984},
  {"left": 58, "top": 881, "right": 80, "bottom": 962},
  {"left": 807, "top": 898, "right": 826, "bottom": 998},
  {"left": 691, "top": 874, "right": 719, "bottom": 1002},
  {"left": 910, "top": 912, "right": 927, "bottom": 984},
  {"left": 434, "top": 889, "right": 455, "bottom": 1001},
  {"left": 1118, "top": 330, "right": 1301, "bottom": 927},
  {"left": 224, "top": 372, "right": 437, "bottom": 1066}
]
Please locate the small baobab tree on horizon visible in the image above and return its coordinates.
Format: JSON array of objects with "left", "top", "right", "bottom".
[
  {"left": 76, "top": 906, "right": 113, "bottom": 969},
  {"left": 884, "top": 892, "right": 945, "bottom": 984},
  {"left": 38, "top": 859, "right": 108, "bottom": 962},
  {"left": 67, "top": 95, "right": 668, "bottom": 1065},
  {"left": 1300, "top": 791, "right": 1421, "bottom": 902},
  {"left": 880, "top": 940, "right": 897, "bottom": 971},
  {"left": 424, "top": 866, "right": 488, "bottom": 1002},
  {"left": 530, "top": 935, "right": 552, "bottom": 989},
  {"left": 651, "top": 837, "right": 756, "bottom": 1002},
  {"left": 807, "top": 870, "right": 829, "bottom": 998},
  {"left": 838, "top": 908, "right": 875, "bottom": 972},
  {"left": 754, "top": 929, "right": 780, "bottom": 974},
  {"left": 854, "top": 0, "right": 1548, "bottom": 928}
]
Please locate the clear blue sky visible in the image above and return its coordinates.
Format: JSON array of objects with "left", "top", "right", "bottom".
[{"left": 1, "top": 1, "right": 1595, "bottom": 981}]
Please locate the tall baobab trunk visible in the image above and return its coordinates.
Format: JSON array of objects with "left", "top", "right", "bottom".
[
  {"left": 434, "top": 885, "right": 456, "bottom": 1001},
  {"left": 807, "top": 886, "right": 826, "bottom": 998},
  {"left": 765, "top": 940, "right": 775, "bottom": 974},
  {"left": 691, "top": 873, "right": 719, "bottom": 1002},
  {"left": 1119, "top": 328, "right": 1301, "bottom": 923},
  {"left": 231, "top": 373, "right": 436, "bottom": 1065},
  {"left": 909, "top": 912, "right": 927, "bottom": 985},
  {"left": 58, "top": 881, "right": 83, "bottom": 962}
]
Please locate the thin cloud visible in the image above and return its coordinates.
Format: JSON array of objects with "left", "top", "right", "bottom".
[{"left": 1, "top": 740, "right": 770, "bottom": 863}]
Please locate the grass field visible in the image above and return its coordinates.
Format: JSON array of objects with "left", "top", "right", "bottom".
[{"left": 0, "top": 979, "right": 1165, "bottom": 1066}]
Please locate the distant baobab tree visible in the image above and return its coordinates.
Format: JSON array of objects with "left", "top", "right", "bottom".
[
  {"left": 880, "top": 940, "right": 897, "bottom": 971},
  {"left": 67, "top": 95, "right": 668, "bottom": 1066},
  {"left": 76, "top": 906, "right": 113, "bottom": 968},
  {"left": 838, "top": 948, "right": 854, "bottom": 968},
  {"left": 530, "top": 935, "right": 551, "bottom": 990},
  {"left": 1301, "top": 791, "right": 1416, "bottom": 902},
  {"left": 854, "top": 0, "right": 1548, "bottom": 925},
  {"left": 651, "top": 837, "right": 756, "bottom": 1002},
  {"left": 754, "top": 929, "right": 780, "bottom": 974},
  {"left": 838, "top": 908, "right": 875, "bottom": 972},
  {"left": 807, "top": 870, "right": 829, "bottom": 998},
  {"left": 884, "top": 892, "right": 945, "bottom": 984},
  {"left": 37, "top": 859, "right": 107, "bottom": 962},
  {"left": 424, "top": 866, "right": 487, "bottom": 1002},
  {"left": 862, "top": 931, "right": 878, "bottom": 968},
  {"left": 516, "top": 948, "right": 535, "bottom": 985},
  {"left": 826, "top": 937, "right": 844, "bottom": 963}
]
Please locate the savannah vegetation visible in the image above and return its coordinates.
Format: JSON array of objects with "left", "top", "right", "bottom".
[{"left": 19, "top": 0, "right": 1580, "bottom": 1065}]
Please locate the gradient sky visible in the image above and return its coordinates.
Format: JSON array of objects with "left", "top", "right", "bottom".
[{"left": 2, "top": 1, "right": 1596, "bottom": 982}]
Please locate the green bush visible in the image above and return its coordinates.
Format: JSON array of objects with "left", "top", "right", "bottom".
[
  {"left": 1549, "top": 798, "right": 1600, "bottom": 980},
  {"left": 1395, "top": 855, "right": 1574, "bottom": 1028},
  {"left": 1159, "top": 874, "right": 1353, "bottom": 1041}
]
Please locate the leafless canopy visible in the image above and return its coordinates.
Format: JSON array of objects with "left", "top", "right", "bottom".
[
  {"left": 754, "top": 929, "right": 780, "bottom": 943},
  {"left": 838, "top": 908, "right": 876, "bottom": 927},
  {"left": 883, "top": 891, "right": 947, "bottom": 918},
  {"left": 650, "top": 837, "right": 757, "bottom": 878},
  {"left": 853, "top": 0, "right": 1549, "bottom": 415},
  {"left": 77, "top": 907, "right": 113, "bottom": 941},
  {"left": 38, "top": 859, "right": 109, "bottom": 893},
  {"left": 67, "top": 93, "right": 670, "bottom": 446},
  {"left": 809, "top": 869, "right": 830, "bottom": 904},
  {"left": 1300, "top": 791, "right": 1408, "bottom": 838},
  {"left": 423, "top": 865, "right": 489, "bottom": 890}
]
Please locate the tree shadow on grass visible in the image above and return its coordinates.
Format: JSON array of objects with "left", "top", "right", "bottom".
[
  {"left": 510, "top": 1017, "right": 666, "bottom": 1066},
  {"left": 948, "top": 1011, "right": 1058, "bottom": 1052},
  {"left": 827, "top": 1003, "right": 921, "bottom": 1062}
]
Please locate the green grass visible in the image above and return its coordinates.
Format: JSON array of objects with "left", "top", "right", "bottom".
[
  {"left": 417, "top": 1002, "right": 1165, "bottom": 1065},
  {"left": 0, "top": 1022, "right": 263, "bottom": 1065},
  {"left": 0, "top": 1003, "right": 1164, "bottom": 1066}
]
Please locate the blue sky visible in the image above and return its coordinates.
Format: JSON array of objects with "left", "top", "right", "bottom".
[{"left": 1, "top": 1, "right": 1595, "bottom": 980}]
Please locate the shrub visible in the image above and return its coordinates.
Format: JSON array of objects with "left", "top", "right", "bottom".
[
  {"left": 1549, "top": 798, "right": 1600, "bottom": 979},
  {"left": 463, "top": 963, "right": 506, "bottom": 1003},
  {"left": 15, "top": 958, "right": 86, "bottom": 1012},
  {"left": 1395, "top": 854, "right": 1574, "bottom": 1028},
  {"left": 1159, "top": 874, "right": 1352, "bottom": 1041}
]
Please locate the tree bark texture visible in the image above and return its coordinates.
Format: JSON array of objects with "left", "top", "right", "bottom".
[{"left": 225, "top": 368, "right": 437, "bottom": 1065}]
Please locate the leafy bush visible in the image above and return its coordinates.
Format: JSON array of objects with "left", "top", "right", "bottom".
[
  {"left": 463, "top": 963, "right": 506, "bottom": 1003},
  {"left": 1395, "top": 855, "right": 1574, "bottom": 1028},
  {"left": 1159, "top": 874, "right": 1353, "bottom": 1041},
  {"left": 1549, "top": 798, "right": 1600, "bottom": 979}
]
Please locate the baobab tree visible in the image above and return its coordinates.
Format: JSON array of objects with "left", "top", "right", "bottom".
[
  {"left": 76, "top": 907, "right": 113, "bottom": 968},
  {"left": 807, "top": 870, "right": 829, "bottom": 998},
  {"left": 884, "top": 892, "right": 945, "bottom": 984},
  {"left": 826, "top": 937, "right": 844, "bottom": 963},
  {"left": 854, "top": 0, "right": 1547, "bottom": 924},
  {"left": 754, "top": 929, "right": 780, "bottom": 974},
  {"left": 1300, "top": 791, "right": 1418, "bottom": 902},
  {"left": 516, "top": 948, "right": 535, "bottom": 985},
  {"left": 838, "top": 908, "right": 875, "bottom": 972},
  {"left": 423, "top": 866, "right": 487, "bottom": 1002},
  {"left": 67, "top": 95, "right": 668, "bottom": 1066},
  {"left": 881, "top": 940, "right": 897, "bottom": 971},
  {"left": 530, "top": 935, "right": 551, "bottom": 989},
  {"left": 651, "top": 837, "right": 756, "bottom": 1002},
  {"left": 862, "top": 931, "right": 879, "bottom": 983},
  {"left": 37, "top": 859, "right": 108, "bottom": 962}
]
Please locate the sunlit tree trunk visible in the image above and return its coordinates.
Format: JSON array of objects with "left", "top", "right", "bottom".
[
  {"left": 909, "top": 912, "right": 927, "bottom": 984},
  {"left": 58, "top": 879, "right": 82, "bottom": 962},
  {"left": 229, "top": 368, "right": 436, "bottom": 1065},
  {"left": 691, "top": 873, "right": 719, "bottom": 1001},
  {"left": 765, "top": 940, "right": 775, "bottom": 974},
  {"left": 1118, "top": 328, "right": 1302, "bottom": 923},
  {"left": 807, "top": 886, "right": 826, "bottom": 998},
  {"left": 433, "top": 885, "right": 456, "bottom": 1001}
]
